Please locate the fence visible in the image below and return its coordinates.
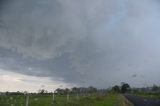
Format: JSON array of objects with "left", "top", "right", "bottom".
[{"left": 0, "top": 93, "right": 82, "bottom": 106}]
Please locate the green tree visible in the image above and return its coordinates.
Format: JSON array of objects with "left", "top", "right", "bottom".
[
  {"left": 152, "top": 84, "right": 159, "bottom": 92},
  {"left": 121, "top": 83, "right": 130, "bottom": 93},
  {"left": 112, "top": 85, "right": 120, "bottom": 93}
]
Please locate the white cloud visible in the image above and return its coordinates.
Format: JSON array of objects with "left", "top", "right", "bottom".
[{"left": 0, "top": 69, "right": 72, "bottom": 92}]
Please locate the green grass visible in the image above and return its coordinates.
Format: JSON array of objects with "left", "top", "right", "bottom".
[
  {"left": 0, "top": 95, "right": 25, "bottom": 106},
  {"left": 93, "top": 94, "right": 119, "bottom": 106},
  {"left": 29, "top": 95, "right": 53, "bottom": 106},
  {"left": 64, "top": 94, "right": 119, "bottom": 106},
  {"left": 133, "top": 92, "right": 160, "bottom": 99},
  {"left": 0, "top": 94, "right": 122, "bottom": 106}
]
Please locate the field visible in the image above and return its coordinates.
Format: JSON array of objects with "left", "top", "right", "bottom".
[
  {"left": 133, "top": 92, "right": 160, "bottom": 99},
  {"left": 0, "top": 94, "right": 126, "bottom": 106}
]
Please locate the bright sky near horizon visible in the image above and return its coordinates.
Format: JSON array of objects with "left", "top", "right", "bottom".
[
  {"left": 0, "top": 69, "right": 72, "bottom": 92},
  {"left": 0, "top": 0, "right": 160, "bottom": 92}
]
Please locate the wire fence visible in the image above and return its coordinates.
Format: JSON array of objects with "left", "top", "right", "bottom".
[
  {"left": 0, "top": 93, "right": 82, "bottom": 106},
  {"left": 0, "top": 91, "right": 109, "bottom": 106}
]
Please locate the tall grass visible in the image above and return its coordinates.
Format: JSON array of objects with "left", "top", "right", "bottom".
[{"left": 0, "top": 94, "right": 122, "bottom": 106}]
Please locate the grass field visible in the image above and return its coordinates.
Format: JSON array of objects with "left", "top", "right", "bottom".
[
  {"left": 133, "top": 92, "right": 160, "bottom": 99},
  {"left": 0, "top": 94, "right": 125, "bottom": 106}
]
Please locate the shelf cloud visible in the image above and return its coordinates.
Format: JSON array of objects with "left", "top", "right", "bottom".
[{"left": 0, "top": 0, "right": 160, "bottom": 89}]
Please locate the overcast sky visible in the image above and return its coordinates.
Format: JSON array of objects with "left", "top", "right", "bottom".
[{"left": 0, "top": 0, "right": 160, "bottom": 92}]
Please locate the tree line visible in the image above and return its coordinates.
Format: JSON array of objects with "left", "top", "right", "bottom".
[{"left": 1, "top": 82, "right": 160, "bottom": 96}]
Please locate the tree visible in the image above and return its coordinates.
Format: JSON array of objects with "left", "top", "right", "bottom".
[
  {"left": 88, "top": 86, "right": 97, "bottom": 93},
  {"left": 112, "top": 85, "right": 120, "bottom": 93},
  {"left": 55, "top": 88, "right": 63, "bottom": 94},
  {"left": 38, "top": 89, "right": 47, "bottom": 94},
  {"left": 152, "top": 84, "right": 159, "bottom": 92},
  {"left": 121, "top": 83, "right": 130, "bottom": 93},
  {"left": 64, "top": 88, "right": 70, "bottom": 94},
  {"left": 71, "top": 87, "right": 80, "bottom": 93}
]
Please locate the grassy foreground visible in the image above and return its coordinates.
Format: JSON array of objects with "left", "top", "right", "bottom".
[{"left": 0, "top": 94, "right": 129, "bottom": 106}]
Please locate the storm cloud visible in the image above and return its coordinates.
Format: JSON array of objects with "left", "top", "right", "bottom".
[{"left": 0, "top": 0, "right": 160, "bottom": 88}]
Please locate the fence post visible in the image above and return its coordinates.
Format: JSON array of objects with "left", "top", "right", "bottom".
[
  {"left": 67, "top": 93, "right": 69, "bottom": 102},
  {"left": 25, "top": 94, "right": 29, "bottom": 106},
  {"left": 53, "top": 93, "right": 55, "bottom": 102},
  {"left": 76, "top": 93, "right": 79, "bottom": 100}
]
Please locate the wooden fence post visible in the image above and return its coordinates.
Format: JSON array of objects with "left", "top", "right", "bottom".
[
  {"left": 76, "top": 93, "right": 79, "bottom": 100},
  {"left": 25, "top": 94, "right": 29, "bottom": 106},
  {"left": 53, "top": 93, "right": 55, "bottom": 102},
  {"left": 67, "top": 93, "right": 69, "bottom": 102}
]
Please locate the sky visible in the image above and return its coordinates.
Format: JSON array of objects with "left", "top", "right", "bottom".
[{"left": 0, "top": 0, "right": 160, "bottom": 92}]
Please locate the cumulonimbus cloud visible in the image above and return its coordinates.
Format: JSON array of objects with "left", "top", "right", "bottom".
[{"left": 0, "top": 0, "right": 160, "bottom": 87}]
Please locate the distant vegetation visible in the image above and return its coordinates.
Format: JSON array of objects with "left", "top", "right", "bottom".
[
  {"left": 130, "top": 84, "right": 160, "bottom": 99},
  {"left": 111, "top": 82, "right": 130, "bottom": 93},
  {"left": 111, "top": 83, "right": 160, "bottom": 100},
  {"left": 0, "top": 82, "right": 160, "bottom": 106}
]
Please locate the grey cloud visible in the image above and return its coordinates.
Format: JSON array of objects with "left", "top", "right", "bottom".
[
  {"left": 132, "top": 74, "right": 137, "bottom": 78},
  {"left": 0, "top": 0, "right": 160, "bottom": 88}
]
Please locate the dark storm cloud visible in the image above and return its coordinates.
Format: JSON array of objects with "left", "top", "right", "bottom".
[{"left": 0, "top": 0, "right": 160, "bottom": 87}]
